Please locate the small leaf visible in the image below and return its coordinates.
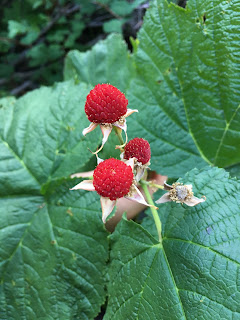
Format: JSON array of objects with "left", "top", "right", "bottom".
[
  {"left": 103, "top": 19, "right": 124, "bottom": 33},
  {"left": 8, "top": 20, "right": 27, "bottom": 38}
]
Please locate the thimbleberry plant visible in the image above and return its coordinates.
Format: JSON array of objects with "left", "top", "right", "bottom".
[
  {"left": 2, "top": 1, "right": 240, "bottom": 319},
  {"left": 71, "top": 83, "right": 205, "bottom": 230}
]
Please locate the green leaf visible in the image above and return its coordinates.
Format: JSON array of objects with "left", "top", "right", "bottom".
[
  {"left": 103, "top": 19, "right": 124, "bottom": 33},
  {"left": 132, "top": 0, "right": 240, "bottom": 170},
  {"left": 226, "top": 163, "right": 240, "bottom": 179},
  {"left": 105, "top": 167, "right": 240, "bottom": 319},
  {"left": 126, "top": 0, "right": 210, "bottom": 177},
  {"left": 27, "top": 44, "right": 64, "bottom": 66},
  {"left": 110, "top": 0, "right": 147, "bottom": 16},
  {"left": 127, "top": 77, "right": 206, "bottom": 177},
  {"left": 0, "top": 183, "right": 108, "bottom": 319},
  {"left": 64, "top": 34, "right": 135, "bottom": 93},
  {"left": 0, "top": 81, "right": 100, "bottom": 189},
  {"left": 0, "top": 82, "right": 108, "bottom": 319},
  {"left": 8, "top": 20, "right": 28, "bottom": 38},
  {"left": 182, "top": 0, "right": 240, "bottom": 167}
]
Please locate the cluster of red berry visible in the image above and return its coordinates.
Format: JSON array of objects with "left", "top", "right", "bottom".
[
  {"left": 71, "top": 84, "right": 152, "bottom": 222},
  {"left": 71, "top": 84, "right": 205, "bottom": 223}
]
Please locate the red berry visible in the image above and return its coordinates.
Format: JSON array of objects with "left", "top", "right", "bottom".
[
  {"left": 85, "top": 84, "right": 128, "bottom": 124},
  {"left": 124, "top": 138, "right": 151, "bottom": 165},
  {"left": 93, "top": 158, "right": 133, "bottom": 200}
]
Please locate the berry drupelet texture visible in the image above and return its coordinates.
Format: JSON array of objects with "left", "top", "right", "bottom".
[
  {"left": 85, "top": 84, "right": 128, "bottom": 124},
  {"left": 93, "top": 158, "right": 133, "bottom": 200},
  {"left": 124, "top": 138, "right": 151, "bottom": 165}
]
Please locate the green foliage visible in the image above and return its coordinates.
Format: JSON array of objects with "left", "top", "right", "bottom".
[
  {"left": 227, "top": 163, "right": 240, "bottom": 179},
  {"left": 132, "top": 0, "right": 240, "bottom": 169},
  {"left": 0, "top": 82, "right": 108, "bottom": 319},
  {"left": 0, "top": 0, "right": 144, "bottom": 97},
  {"left": 106, "top": 167, "right": 240, "bottom": 319},
  {"left": 64, "top": 34, "right": 135, "bottom": 93},
  {"left": 64, "top": 34, "right": 207, "bottom": 177},
  {"left": 1, "top": 0, "right": 240, "bottom": 319},
  {"left": 65, "top": 0, "right": 240, "bottom": 177},
  {"left": 103, "top": 19, "right": 125, "bottom": 33}
]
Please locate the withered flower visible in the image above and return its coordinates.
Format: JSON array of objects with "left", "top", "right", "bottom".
[{"left": 156, "top": 182, "right": 206, "bottom": 206}]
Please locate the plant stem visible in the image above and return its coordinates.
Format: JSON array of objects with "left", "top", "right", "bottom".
[
  {"left": 113, "top": 126, "right": 124, "bottom": 145},
  {"left": 141, "top": 180, "right": 164, "bottom": 190},
  {"left": 140, "top": 181, "right": 162, "bottom": 243}
]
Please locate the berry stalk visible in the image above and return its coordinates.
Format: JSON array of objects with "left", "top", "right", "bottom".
[
  {"left": 113, "top": 126, "right": 125, "bottom": 146},
  {"left": 141, "top": 180, "right": 164, "bottom": 190},
  {"left": 140, "top": 181, "right": 162, "bottom": 243}
]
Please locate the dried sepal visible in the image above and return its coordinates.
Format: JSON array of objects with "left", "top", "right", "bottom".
[
  {"left": 125, "top": 109, "right": 138, "bottom": 118},
  {"left": 184, "top": 195, "right": 206, "bottom": 206},
  {"left": 82, "top": 122, "right": 98, "bottom": 136},
  {"left": 135, "top": 161, "right": 150, "bottom": 182},
  {"left": 126, "top": 185, "right": 158, "bottom": 209},
  {"left": 155, "top": 192, "right": 171, "bottom": 204},
  {"left": 70, "top": 170, "right": 94, "bottom": 179},
  {"left": 123, "top": 157, "right": 135, "bottom": 171},
  {"left": 100, "top": 197, "right": 117, "bottom": 223},
  {"left": 70, "top": 180, "right": 95, "bottom": 191},
  {"left": 98, "top": 124, "right": 113, "bottom": 150}
]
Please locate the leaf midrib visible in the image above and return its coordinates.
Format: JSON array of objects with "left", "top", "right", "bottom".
[
  {"left": 161, "top": 245, "right": 187, "bottom": 320},
  {"left": 111, "top": 243, "right": 187, "bottom": 320}
]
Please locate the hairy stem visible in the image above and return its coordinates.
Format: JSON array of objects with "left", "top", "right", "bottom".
[{"left": 140, "top": 181, "right": 162, "bottom": 242}]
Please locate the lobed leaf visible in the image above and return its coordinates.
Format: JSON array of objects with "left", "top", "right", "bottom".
[
  {"left": 105, "top": 167, "right": 240, "bottom": 319},
  {"left": 0, "top": 82, "right": 109, "bottom": 319}
]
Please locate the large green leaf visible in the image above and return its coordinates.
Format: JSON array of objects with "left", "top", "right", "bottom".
[
  {"left": 132, "top": 0, "right": 240, "bottom": 170},
  {"left": 105, "top": 167, "right": 240, "bottom": 319},
  {"left": 126, "top": 0, "right": 212, "bottom": 176},
  {"left": 0, "top": 82, "right": 109, "bottom": 319}
]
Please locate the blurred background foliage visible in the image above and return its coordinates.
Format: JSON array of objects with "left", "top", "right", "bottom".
[{"left": 0, "top": 0, "right": 152, "bottom": 97}]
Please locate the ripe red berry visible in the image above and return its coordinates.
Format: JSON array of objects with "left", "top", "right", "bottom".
[
  {"left": 93, "top": 158, "right": 133, "bottom": 200},
  {"left": 85, "top": 84, "right": 128, "bottom": 124},
  {"left": 124, "top": 138, "right": 151, "bottom": 165}
]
